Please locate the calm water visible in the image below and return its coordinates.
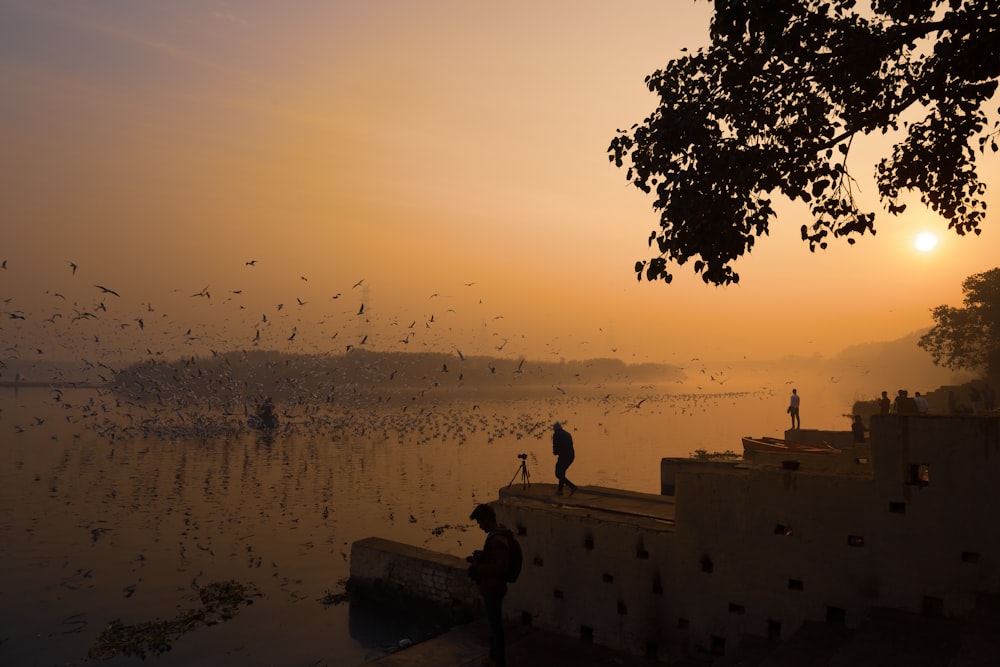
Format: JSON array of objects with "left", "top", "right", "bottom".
[{"left": 0, "top": 378, "right": 850, "bottom": 666}]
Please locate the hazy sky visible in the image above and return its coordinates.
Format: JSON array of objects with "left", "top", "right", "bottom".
[{"left": 1, "top": 1, "right": 997, "bottom": 366}]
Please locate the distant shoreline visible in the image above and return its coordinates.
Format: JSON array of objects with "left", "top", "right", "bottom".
[{"left": 0, "top": 381, "right": 109, "bottom": 389}]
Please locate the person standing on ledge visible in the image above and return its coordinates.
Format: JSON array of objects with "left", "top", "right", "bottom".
[
  {"left": 468, "top": 504, "right": 512, "bottom": 667},
  {"left": 552, "top": 422, "right": 578, "bottom": 496},
  {"left": 788, "top": 389, "right": 801, "bottom": 430},
  {"left": 877, "top": 390, "right": 891, "bottom": 416},
  {"left": 851, "top": 415, "right": 867, "bottom": 443}
]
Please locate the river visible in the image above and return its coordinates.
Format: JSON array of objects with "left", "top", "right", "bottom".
[{"left": 0, "top": 373, "right": 852, "bottom": 666}]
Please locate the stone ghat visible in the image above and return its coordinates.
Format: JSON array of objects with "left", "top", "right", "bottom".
[{"left": 347, "top": 536, "right": 482, "bottom": 622}]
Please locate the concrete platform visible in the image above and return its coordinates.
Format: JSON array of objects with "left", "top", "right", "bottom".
[
  {"left": 362, "top": 484, "right": 678, "bottom": 667},
  {"left": 497, "top": 483, "right": 676, "bottom": 529}
]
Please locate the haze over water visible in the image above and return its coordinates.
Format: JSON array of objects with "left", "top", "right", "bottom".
[{"left": 0, "top": 341, "right": 965, "bottom": 665}]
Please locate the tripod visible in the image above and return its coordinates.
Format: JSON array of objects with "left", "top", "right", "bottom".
[{"left": 509, "top": 457, "right": 531, "bottom": 490}]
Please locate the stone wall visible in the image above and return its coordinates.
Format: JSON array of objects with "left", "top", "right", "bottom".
[
  {"left": 347, "top": 536, "right": 481, "bottom": 621},
  {"left": 501, "top": 415, "right": 1000, "bottom": 659},
  {"left": 496, "top": 489, "right": 685, "bottom": 662},
  {"left": 350, "top": 415, "right": 1000, "bottom": 662}
]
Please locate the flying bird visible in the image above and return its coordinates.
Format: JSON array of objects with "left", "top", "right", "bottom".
[
  {"left": 95, "top": 285, "right": 120, "bottom": 297},
  {"left": 245, "top": 260, "right": 258, "bottom": 266},
  {"left": 357, "top": 304, "right": 365, "bottom": 315},
  {"left": 69, "top": 261, "right": 78, "bottom": 275}
]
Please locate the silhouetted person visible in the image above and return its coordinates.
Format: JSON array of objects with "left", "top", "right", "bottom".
[
  {"left": 914, "top": 392, "right": 929, "bottom": 415},
  {"left": 788, "top": 389, "right": 800, "bottom": 429},
  {"left": 552, "top": 422, "right": 577, "bottom": 496},
  {"left": 877, "top": 391, "right": 891, "bottom": 416},
  {"left": 894, "top": 389, "right": 918, "bottom": 415},
  {"left": 970, "top": 385, "right": 982, "bottom": 414},
  {"left": 468, "top": 504, "right": 512, "bottom": 667},
  {"left": 253, "top": 397, "right": 278, "bottom": 429},
  {"left": 851, "top": 415, "right": 867, "bottom": 443}
]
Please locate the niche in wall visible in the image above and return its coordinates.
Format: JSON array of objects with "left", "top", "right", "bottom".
[
  {"left": 700, "top": 554, "right": 714, "bottom": 573},
  {"left": 907, "top": 463, "right": 930, "bottom": 486}
]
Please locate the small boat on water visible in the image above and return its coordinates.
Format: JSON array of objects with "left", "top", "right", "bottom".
[
  {"left": 248, "top": 398, "right": 279, "bottom": 430},
  {"left": 247, "top": 413, "right": 279, "bottom": 430},
  {"left": 741, "top": 436, "right": 838, "bottom": 455}
]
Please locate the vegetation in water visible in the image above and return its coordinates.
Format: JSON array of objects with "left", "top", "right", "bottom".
[{"left": 89, "top": 580, "right": 261, "bottom": 660}]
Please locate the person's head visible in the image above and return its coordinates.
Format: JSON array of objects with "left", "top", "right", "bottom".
[
  {"left": 470, "top": 503, "right": 497, "bottom": 532},
  {"left": 553, "top": 422, "right": 562, "bottom": 431},
  {"left": 854, "top": 414, "right": 862, "bottom": 422},
  {"left": 792, "top": 389, "right": 797, "bottom": 395},
  {"left": 881, "top": 391, "right": 888, "bottom": 398}
]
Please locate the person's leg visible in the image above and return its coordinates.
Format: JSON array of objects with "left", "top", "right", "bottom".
[
  {"left": 555, "top": 460, "right": 567, "bottom": 494},
  {"left": 484, "top": 593, "right": 506, "bottom": 666},
  {"left": 563, "top": 456, "right": 577, "bottom": 493}
]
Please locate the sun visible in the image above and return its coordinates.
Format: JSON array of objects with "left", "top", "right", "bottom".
[{"left": 914, "top": 231, "right": 938, "bottom": 252}]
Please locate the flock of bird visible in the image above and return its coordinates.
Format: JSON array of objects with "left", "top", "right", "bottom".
[
  {"left": 0, "top": 257, "right": 536, "bottom": 379},
  {"left": 1, "top": 255, "right": 781, "bottom": 451}
]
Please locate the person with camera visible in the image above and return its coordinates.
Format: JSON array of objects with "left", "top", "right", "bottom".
[
  {"left": 552, "top": 421, "right": 578, "bottom": 496},
  {"left": 468, "top": 503, "right": 512, "bottom": 667}
]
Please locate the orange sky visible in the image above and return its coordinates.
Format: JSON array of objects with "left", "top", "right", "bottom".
[{"left": 1, "top": 1, "right": 997, "bottom": 367}]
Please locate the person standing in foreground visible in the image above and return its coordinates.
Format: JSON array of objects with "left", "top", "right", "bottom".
[
  {"left": 552, "top": 422, "right": 578, "bottom": 496},
  {"left": 468, "top": 504, "right": 512, "bottom": 667},
  {"left": 788, "top": 389, "right": 801, "bottom": 430}
]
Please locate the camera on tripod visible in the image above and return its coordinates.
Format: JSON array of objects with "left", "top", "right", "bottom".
[{"left": 509, "top": 453, "right": 531, "bottom": 490}]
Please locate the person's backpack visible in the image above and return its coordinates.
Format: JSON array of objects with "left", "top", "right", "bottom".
[{"left": 490, "top": 527, "right": 523, "bottom": 583}]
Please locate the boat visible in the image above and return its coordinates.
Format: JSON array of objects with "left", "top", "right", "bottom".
[
  {"left": 741, "top": 436, "right": 838, "bottom": 455},
  {"left": 247, "top": 413, "right": 279, "bottom": 430}
]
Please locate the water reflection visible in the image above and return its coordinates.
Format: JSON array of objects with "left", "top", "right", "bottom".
[{"left": 0, "top": 379, "right": 845, "bottom": 665}]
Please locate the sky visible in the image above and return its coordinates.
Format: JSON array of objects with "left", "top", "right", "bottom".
[{"left": 1, "top": 0, "right": 998, "bottom": 369}]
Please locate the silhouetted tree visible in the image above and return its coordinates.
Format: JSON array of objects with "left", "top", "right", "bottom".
[
  {"left": 608, "top": 0, "right": 999, "bottom": 286},
  {"left": 918, "top": 268, "right": 1000, "bottom": 377}
]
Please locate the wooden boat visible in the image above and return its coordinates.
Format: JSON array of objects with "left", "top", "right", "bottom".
[
  {"left": 741, "top": 436, "right": 838, "bottom": 455},
  {"left": 247, "top": 413, "right": 279, "bottom": 430}
]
